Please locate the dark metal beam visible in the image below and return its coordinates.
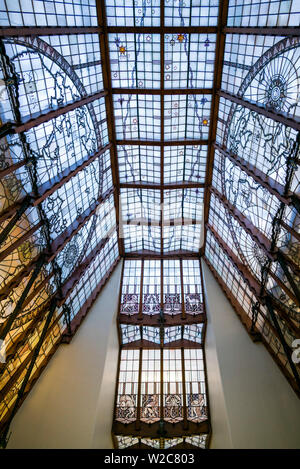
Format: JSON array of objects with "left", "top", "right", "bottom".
[
  {"left": 219, "top": 90, "right": 300, "bottom": 132},
  {"left": 112, "top": 419, "right": 209, "bottom": 438},
  {"left": 0, "top": 221, "right": 43, "bottom": 263},
  {"left": 224, "top": 26, "right": 300, "bottom": 36},
  {"left": 60, "top": 226, "right": 116, "bottom": 301},
  {"left": 203, "top": 257, "right": 300, "bottom": 403},
  {"left": 214, "top": 144, "right": 300, "bottom": 241},
  {"left": 0, "top": 196, "right": 32, "bottom": 247},
  {"left": 33, "top": 144, "right": 112, "bottom": 206},
  {"left": 206, "top": 223, "right": 262, "bottom": 298},
  {"left": 48, "top": 187, "right": 114, "bottom": 261},
  {"left": 0, "top": 121, "right": 15, "bottom": 138},
  {"left": 0, "top": 298, "right": 58, "bottom": 448},
  {"left": 0, "top": 189, "right": 115, "bottom": 300},
  {"left": 0, "top": 159, "right": 27, "bottom": 180},
  {"left": 3, "top": 247, "right": 119, "bottom": 367},
  {"left": 124, "top": 217, "right": 200, "bottom": 226},
  {"left": 124, "top": 251, "right": 200, "bottom": 259},
  {"left": 0, "top": 26, "right": 102, "bottom": 36},
  {"left": 180, "top": 259, "right": 186, "bottom": 320},
  {"left": 111, "top": 88, "right": 213, "bottom": 95},
  {"left": 0, "top": 254, "right": 45, "bottom": 342},
  {"left": 210, "top": 186, "right": 274, "bottom": 256},
  {"left": 0, "top": 144, "right": 111, "bottom": 225},
  {"left": 160, "top": 15, "right": 165, "bottom": 256},
  {"left": 120, "top": 182, "right": 205, "bottom": 190},
  {"left": 277, "top": 251, "right": 300, "bottom": 306},
  {"left": 119, "top": 313, "right": 204, "bottom": 327}
]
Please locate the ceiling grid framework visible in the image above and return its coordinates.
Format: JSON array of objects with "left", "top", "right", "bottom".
[{"left": 0, "top": 0, "right": 299, "bottom": 449}]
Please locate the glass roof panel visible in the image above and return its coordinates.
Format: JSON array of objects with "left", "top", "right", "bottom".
[
  {"left": 164, "top": 145, "right": 207, "bottom": 184},
  {"left": 123, "top": 224, "right": 161, "bottom": 252},
  {"left": 106, "top": 0, "right": 160, "bottom": 27},
  {"left": 0, "top": 0, "right": 98, "bottom": 27},
  {"left": 113, "top": 94, "right": 161, "bottom": 140},
  {"left": 164, "top": 94, "right": 211, "bottom": 140},
  {"left": 118, "top": 145, "right": 161, "bottom": 184},
  {"left": 164, "top": 33, "right": 216, "bottom": 89},
  {"left": 163, "top": 224, "right": 201, "bottom": 252},
  {"left": 164, "top": 0, "right": 219, "bottom": 27},
  {"left": 120, "top": 188, "right": 161, "bottom": 222},
  {"left": 164, "top": 188, "right": 204, "bottom": 221},
  {"left": 227, "top": 0, "right": 300, "bottom": 27},
  {"left": 109, "top": 33, "right": 160, "bottom": 89}
]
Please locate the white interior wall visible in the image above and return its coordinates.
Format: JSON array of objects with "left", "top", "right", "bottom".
[
  {"left": 202, "top": 260, "right": 300, "bottom": 449},
  {"left": 7, "top": 261, "right": 122, "bottom": 449}
]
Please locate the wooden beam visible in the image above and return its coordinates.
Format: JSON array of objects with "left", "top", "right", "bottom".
[
  {"left": 117, "top": 139, "right": 209, "bottom": 147},
  {"left": 0, "top": 26, "right": 102, "bottom": 36},
  {"left": 124, "top": 250, "right": 200, "bottom": 259},
  {"left": 120, "top": 182, "right": 205, "bottom": 190},
  {"left": 224, "top": 26, "right": 300, "bottom": 36},
  {"left": 97, "top": 0, "right": 124, "bottom": 257},
  {"left": 107, "top": 26, "right": 218, "bottom": 34},
  {"left": 62, "top": 256, "right": 121, "bottom": 341},
  {"left": 203, "top": 0, "right": 229, "bottom": 251},
  {"left": 111, "top": 88, "right": 213, "bottom": 95}
]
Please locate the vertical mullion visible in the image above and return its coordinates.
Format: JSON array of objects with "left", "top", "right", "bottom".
[
  {"left": 160, "top": 258, "right": 164, "bottom": 324},
  {"left": 160, "top": 260, "right": 164, "bottom": 422},
  {"left": 136, "top": 347, "right": 143, "bottom": 431},
  {"left": 180, "top": 258, "right": 186, "bottom": 320},
  {"left": 138, "top": 258, "right": 144, "bottom": 320},
  {"left": 160, "top": 347, "right": 164, "bottom": 422},
  {"left": 181, "top": 347, "right": 188, "bottom": 430}
]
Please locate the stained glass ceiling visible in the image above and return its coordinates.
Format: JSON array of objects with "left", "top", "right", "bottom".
[
  {"left": 104, "top": 1, "right": 218, "bottom": 255},
  {"left": 0, "top": 0, "right": 300, "bottom": 449}
]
